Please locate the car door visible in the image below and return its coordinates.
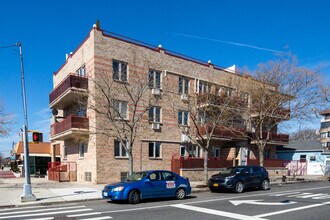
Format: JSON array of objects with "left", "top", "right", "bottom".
[
  {"left": 242, "top": 167, "right": 254, "bottom": 188},
  {"left": 160, "top": 171, "right": 178, "bottom": 196},
  {"left": 251, "top": 166, "right": 262, "bottom": 187},
  {"left": 142, "top": 171, "right": 164, "bottom": 198}
]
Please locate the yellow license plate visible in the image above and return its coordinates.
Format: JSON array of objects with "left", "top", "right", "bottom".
[{"left": 213, "top": 183, "right": 219, "bottom": 187}]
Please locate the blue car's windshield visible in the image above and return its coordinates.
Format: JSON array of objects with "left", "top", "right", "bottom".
[
  {"left": 219, "top": 167, "right": 245, "bottom": 175},
  {"left": 125, "top": 172, "right": 149, "bottom": 182}
]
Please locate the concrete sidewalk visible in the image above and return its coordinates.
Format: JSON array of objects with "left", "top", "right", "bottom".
[{"left": 0, "top": 173, "right": 328, "bottom": 208}]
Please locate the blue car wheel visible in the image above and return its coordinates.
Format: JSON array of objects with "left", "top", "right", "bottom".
[
  {"left": 175, "top": 188, "right": 186, "bottom": 200},
  {"left": 128, "top": 190, "right": 140, "bottom": 204}
]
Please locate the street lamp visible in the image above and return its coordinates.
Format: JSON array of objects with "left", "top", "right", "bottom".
[{"left": 17, "top": 42, "right": 36, "bottom": 202}]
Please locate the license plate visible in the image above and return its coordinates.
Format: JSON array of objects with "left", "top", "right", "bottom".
[
  {"left": 213, "top": 183, "right": 219, "bottom": 187},
  {"left": 103, "top": 192, "right": 108, "bottom": 197}
]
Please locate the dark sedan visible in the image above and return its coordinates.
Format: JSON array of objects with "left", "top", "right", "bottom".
[{"left": 208, "top": 166, "right": 270, "bottom": 193}]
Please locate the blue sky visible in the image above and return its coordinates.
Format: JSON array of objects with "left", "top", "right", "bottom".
[{"left": 0, "top": 0, "right": 329, "bottom": 157}]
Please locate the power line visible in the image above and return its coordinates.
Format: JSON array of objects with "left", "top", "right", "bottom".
[{"left": 0, "top": 44, "right": 17, "bottom": 49}]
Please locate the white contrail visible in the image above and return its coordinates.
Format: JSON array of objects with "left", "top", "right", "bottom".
[{"left": 170, "top": 33, "right": 288, "bottom": 54}]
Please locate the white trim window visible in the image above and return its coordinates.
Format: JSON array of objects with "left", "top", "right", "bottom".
[
  {"left": 77, "top": 65, "right": 86, "bottom": 77},
  {"left": 212, "top": 146, "right": 220, "bottom": 158},
  {"left": 148, "top": 69, "right": 161, "bottom": 89},
  {"left": 149, "top": 106, "right": 161, "bottom": 123},
  {"left": 180, "top": 145, "right": 186, "bottom": 157},
  {"left": 113, "top": 60, "right": 128, "bottom": 82},
  {"left": 114, "top": 140, "right": 128, "bottom": 158},
  {"left": 198, "top": 81, "right": 209, "bottom": 94},
  {"left": 187, "top": 145, "right": 202, "bottom": 158},
  {"left": 149, "top": 142, "right": 161, "bottom": 158},
  {"left": 79, "top": 143, "right": 84, "bottom": 159},
  {"left": 113, "top": 100, "right": 128, "bottom": 119},
  {"left": 178, "top": 110, "right": 188, "bottom": 126},
  {"left": 179, "top": 76, "right": 189, "bottom": 94}
]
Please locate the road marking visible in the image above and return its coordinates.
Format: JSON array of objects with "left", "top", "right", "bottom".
[
  {"left": 80, "top": 217, "right": 112, "bottom": 220},
  {"left": 172, "top": 204, "right": 267, "bottom": 220},
  {"left": 0, "top": 208, "right": 92, "bottom": 219},
  {"left": 25, "top": 218, "right": 54, "bottom": 220},
  {"left": 101, "top": 185, "right": 330, "bottom": 214},
  {"left": 254, "top": 201, "right": 330, "bottom": 218},
  {"left": 269, "top": 192, "right": 302, "bottom": 196},
  {"left": 230, "top": 200, "right": 297, "bottom": 206},
  {"left": 67, "top": 212, "right": 102, "bottom": 217},
  {"left": 0, "top": 206, "right": 46, "bottom": 212},
  {"left": 0, "top": 205, "right": 86, "bottom": 216}
]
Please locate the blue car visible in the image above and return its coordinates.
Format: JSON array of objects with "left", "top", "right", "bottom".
[{"left": 102, "top": 170, "right": 191, "bottom": 204}]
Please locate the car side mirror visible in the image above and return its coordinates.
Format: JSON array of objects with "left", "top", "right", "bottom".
[{"left": 144, "top": 178, "right": 150, "bottom": 183}]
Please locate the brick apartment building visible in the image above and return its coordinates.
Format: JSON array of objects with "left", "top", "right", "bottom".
[
  {"left": 49, "top": 23, "right": 289, "bottom": 183},
  {"left": 320, "top": 109, "right": 330, "bottom": 150}
]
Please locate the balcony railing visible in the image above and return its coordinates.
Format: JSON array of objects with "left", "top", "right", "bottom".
[
  {"left": 197, "top": 93, "right": 248, "bottom": 107},
  {"left": 50, "top": 114, "right": 89, "bottom": 136},
  {"left": 197, "top": 125, "right": 246, "bottom": 139},
  {"left": 247, "top": 159, "right": 291, "bottom": 167},
  {"left": 252, "top": 132, "right": 289, "bottom": 143},
  {"left": 251, "top": 105, "right": 290, "bottom": 119},
  {"left": 49, "top": 74, "right": 88, "bottom": 104}
]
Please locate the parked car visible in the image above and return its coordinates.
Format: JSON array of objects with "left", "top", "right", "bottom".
[
  {"left": 102, "top": 170, "right": 191, "bottom": 204},
  {"left": 208, "top": 166, "right": 270, "bottom": 193}
]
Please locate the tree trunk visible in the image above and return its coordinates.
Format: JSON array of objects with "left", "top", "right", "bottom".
[
  {"left": 128, "top": 151, "right": 134, "bottom": 175},
  {"left": 203, "top": 148, "right": 209, "bottom": 185},
  {"left": 258, "top": 142, "right": 266, "bottom": 167}
]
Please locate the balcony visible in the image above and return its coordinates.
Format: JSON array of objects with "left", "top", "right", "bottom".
[
  {"left": 250, "top": 105, "right": 290, "bottom": 120},
  {"left": 50, "top": 114, "right": 89, "bottom": 141},
  {"left": 251, "top": 132, "right": 289, "bottom": 145},
  {"left": 49, "top": 74, "right": 88, "bottom": 109},
  {"left": 197, "top": 93, "right": 247, "bottom": 108},
  {"left": 197, "top": 125, "right": 246, "bottom": 140}
]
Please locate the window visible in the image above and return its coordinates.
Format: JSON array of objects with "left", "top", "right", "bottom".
[
  {"left": 162, "top": 171, "right": 176, "bottom": 181},
  {"left": 147, "top": 172, "right": 161, "bottom": 181},
  {"left": 113, "top": 100, "right": 128, "bottom": 119},
  {"left": 114, "top": 140, "right": 127, "bottom": 158},
  {"left": 252, "top": 166, "right": 262, "bottom": 173},
  {"left": 148, "top": 69, "right": 161, "bottom": 89},
  {"left": 149, "top": 106, "right": 161, "bottom": 123},
  {"left": 77, "top": 65, "right": 86, "bottom": 77},
  {"left": 120, "top": 172, "right": 129, "bottom": 181},
  {"left": 179, "top": 76, "right": 189, "bottom": 94},
  {"left": 180, "top": 145, "right": 186, "bottom": 157},
  {"left": 85, "top": 172, "right": 91, "bottom": 181},
  {"left": 178, "top": 110, "right": 188, "bottom": 126},
  {"left": 64, "top": 146, "right": 67, "bottom": 160},
  {"left": 76, "top": 106, "right": 87, "bottom": 117},
  {"left": 321, "top": 132, "right": 330, "bottom": 139},
  {"left": 113, "top": 60, "right": 128, "bottom": 82},
  {"left": 199, "top": 81, "right": 209, "bottom": 94},
  {"left": 300, "top": 155, "right": 307, "bottom": 162},
  {"left": 212, "top": 146, "right": 220, "bottom": 158},
  {"left": 149, "top": 142, "right": 161, "bottom": 158},
  {"left": 310, "top": 156, "right": 316, "bottom": 161},
  {"left": 187, "top": 145, "right": 201, "bottom": 158},
  {"left": 79, "top": 143, "right": 84, "bottom": 159}
]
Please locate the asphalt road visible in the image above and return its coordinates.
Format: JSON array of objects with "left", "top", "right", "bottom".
[{"left": 1, "top": 181, "right": 330, "bottom": 220}]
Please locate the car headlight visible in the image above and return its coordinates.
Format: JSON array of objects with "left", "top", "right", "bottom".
[{"left": 113, "top": 186, "right": 124, "bottom": 192}]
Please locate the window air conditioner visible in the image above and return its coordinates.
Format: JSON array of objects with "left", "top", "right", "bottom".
[
  {"left": 181, "top": 134, "right": 190, "bottom": 143},
  {"left": 152, "top": 123, "right": 160, "bottom": 130},
  {"left": 181, "top": 94, "right": 188, "bottom": 101},
  {"left": 152, "top": 88, "right": 161, "bottom": 95}
]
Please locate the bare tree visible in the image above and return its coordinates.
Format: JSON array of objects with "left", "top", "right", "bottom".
[
  {"left": 167, "top": 75, "right": 245, "bottom": 184},
  {"left": 77, "top": 50, "right": 162, "bottom": 175},
  {"left": 0, "top": 99, "right": 13, "bottom": 137},
  {"left": 290, "top": 128, "right": 319, "bottom": 141},
  {"left": 244, "top": 55, "right": 328, "bottom": 166}
]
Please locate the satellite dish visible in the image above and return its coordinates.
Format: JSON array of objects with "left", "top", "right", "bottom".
[{"left": 52, "top": 109, "right": 58, "bottom": 116}]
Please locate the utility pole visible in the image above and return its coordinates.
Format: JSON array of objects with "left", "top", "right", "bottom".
[{"left": 17, "top": 42, "right": 36, "bottom": 202}]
